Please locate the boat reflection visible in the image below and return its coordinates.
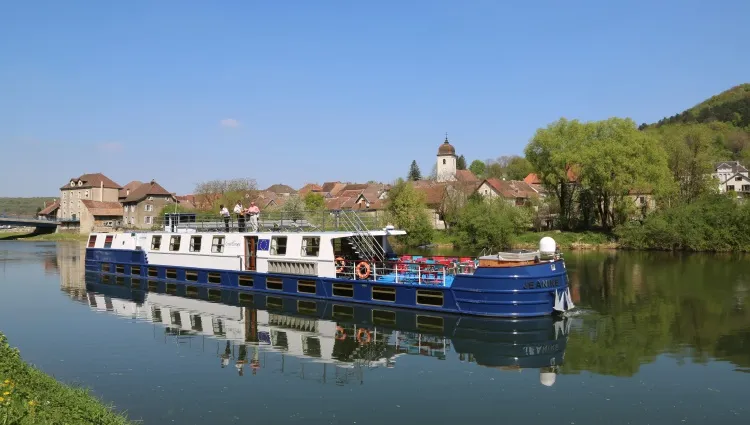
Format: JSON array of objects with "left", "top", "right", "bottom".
[{"left": 80, "top": 272, "right": 570, "bottom": 386}]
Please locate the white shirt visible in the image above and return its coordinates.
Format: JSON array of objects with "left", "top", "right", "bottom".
[
  {"left": 220, "top": 207, "right": 230, "bottom": 217},
  {"left": 233, "top": 204, "right": 242, "bottom": 214}
]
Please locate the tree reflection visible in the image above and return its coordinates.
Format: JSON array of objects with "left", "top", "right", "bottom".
[{"left": 562, "top": 251, "right": 750, "bottom": 376}]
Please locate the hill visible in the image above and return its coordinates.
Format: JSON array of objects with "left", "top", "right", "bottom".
[
  {"left": 0, "top": 197, "right": 57, "bottom": 217},
  {"left": 643, "top": 83, "right": 750, "bottom": 129}
]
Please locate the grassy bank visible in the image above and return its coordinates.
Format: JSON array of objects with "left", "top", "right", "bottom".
[
  {"left": 427, "top": 229, "right": 618, "bottom": 252},
  {"left": 0, "top": 232, "right": 88, "bottom": 242},
  {"left": 0, "top": 333, "right": 134, "bottom": 425}
]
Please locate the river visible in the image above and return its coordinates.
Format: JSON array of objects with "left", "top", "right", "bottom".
[{"left": 0, "top": 241, "right": 748, "bottom": 424}]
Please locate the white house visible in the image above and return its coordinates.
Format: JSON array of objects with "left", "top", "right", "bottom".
[{"left": 713, "top": 161, "right": 749, "bottom": 194}]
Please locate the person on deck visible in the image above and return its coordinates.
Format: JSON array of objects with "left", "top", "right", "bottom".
[
  {"left": 246, "top": 201, "right": 260, "bottom": 232},
  {"left": 234, "top": 201, "right": 245, "bottom": 232},
  {"left": 220, "top": 204, "right": 230, "bottom": 232}
]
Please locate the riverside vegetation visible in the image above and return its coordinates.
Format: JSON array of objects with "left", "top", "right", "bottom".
[{"left": 0, "top": 333, "right": 134, "bottom": 425}]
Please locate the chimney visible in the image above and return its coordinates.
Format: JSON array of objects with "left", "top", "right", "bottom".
[{"left": 100, "top": 181, "right": 103, "bottom": 201}]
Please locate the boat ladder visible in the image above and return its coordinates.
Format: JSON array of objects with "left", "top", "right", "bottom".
[{"left": 337, "top": 210, "right": 385, "bottom": 263}]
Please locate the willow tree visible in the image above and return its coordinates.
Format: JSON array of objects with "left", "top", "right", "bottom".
[
  {"left": 524, "top": 118, "right": 588, "bottom": 230},
  {"left": 577, "top": 118, "right": 671, "bottom": 229}
]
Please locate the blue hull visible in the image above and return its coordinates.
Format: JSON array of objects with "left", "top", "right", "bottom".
[{"left": 85, "top": 247, "right": 571, "bottom": 318}]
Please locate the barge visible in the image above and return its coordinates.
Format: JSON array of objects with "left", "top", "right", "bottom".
[{"left": 84, "top": 211, "right": 574, "bottom": 318}]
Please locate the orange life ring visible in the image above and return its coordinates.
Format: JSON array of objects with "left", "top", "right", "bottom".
[
  {"left": 335, "top": 326, "right": 347, "bottom": 340},
  {"left": 356, "top": 262, "right": 371, "bottom": 279},
  {"left": 335, "top": 257, "right": 346, "bottom": 273},
  {"left": 356, "top": 328, "right": 371, "bottom": 343}
]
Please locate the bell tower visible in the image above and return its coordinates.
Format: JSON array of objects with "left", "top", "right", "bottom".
[{"left": 436, "top": 134, "right": 456, "bottom": 182}]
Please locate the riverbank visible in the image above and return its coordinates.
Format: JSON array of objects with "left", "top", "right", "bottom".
[
  {"left": 0, "top": 231, "right": 88, "bottom": 242},
  {"left": 426, "top": 230, "right": 618, "bottom": 252},
  {"left": 0, "top": 332, "right": 134, "bottom": 424}
]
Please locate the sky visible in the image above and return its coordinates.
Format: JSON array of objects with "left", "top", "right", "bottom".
[{"left": 1, "top": 0, "right": 749, "bottom": 197}]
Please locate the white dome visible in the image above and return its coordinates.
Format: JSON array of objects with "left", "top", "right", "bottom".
[
  {"left": 540, "top": 237, "right": 556, "bottom": 255},
  {"left": 540, "top": 371, "right": 557, "bottom": 387}
]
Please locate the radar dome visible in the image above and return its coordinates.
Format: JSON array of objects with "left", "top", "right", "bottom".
[
  {"left": 539, "top": 237, "right": 556, "bottom": 256},
  {"left": 540, "top": 371, "right": 557, "bottom": 387}
]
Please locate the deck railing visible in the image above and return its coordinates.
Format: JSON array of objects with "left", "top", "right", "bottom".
[
  {"left": 333, "top": 258, "right": 477, "bottom": 286},
  {"left": 149, "top": 210, "right": 388, "bottom": 233}
]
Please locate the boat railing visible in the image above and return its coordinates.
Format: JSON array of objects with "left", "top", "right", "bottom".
[
  {"left": 333, "top": 258, "right": 476, "bottom": 286},
  {"left": 146, "top": 210, "right": 388, "bottom": 233}
]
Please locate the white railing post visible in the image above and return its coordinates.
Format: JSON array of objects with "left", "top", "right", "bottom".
[{"left": 417, "top": 264, "right": 421, "bottom": 285}]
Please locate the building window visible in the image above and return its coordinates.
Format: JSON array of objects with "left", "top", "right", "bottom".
[
  {"left": 151, "top": 235, "right": 162, "bottom": 250},
  {"left": 301, "top": 237, "right": 320, "bottom": 257},
  {"left": 77, "top": 192, "right": 81, "bottom": 198},
  {"left": 727, "top": 185, "right": 735, "bottom": 191},
  {"left": 144, "top": 216, "right": 152, "bottom": 225},
  {"left": 443, "top": 159, "right": 446, "bottom": 165},
  {"left": 85, "top": 190, "right": 89, "bottom": 198},
  {"left": 270, "top": 236, "right": 287, "bottom": 255},
  {"left": 123, "top": 206, "right": 127, "bottom": 215},
  {"left": 736, "top": 177, "right": 742, "bottom": 181},
  {"left": 145, "top": 204, "right": 153, "bottom": 212},
  {"left": 211, "top": 236, "right": 225, "bottom": 253},
  {"left": 169, "top": 235, "right": 181, "bottom": 251},
  {"left": 190, "top": 236, "right": 202, "bottom": 252}
]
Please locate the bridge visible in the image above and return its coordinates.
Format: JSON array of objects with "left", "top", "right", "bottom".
[{"left": 0, "top": 215, "right": 60, "bottom": 231}]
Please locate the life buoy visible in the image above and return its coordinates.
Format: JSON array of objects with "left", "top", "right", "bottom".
[
  {"left": 335, "top": 326, "right": 347, "bottom": 340},
  {"left": 356, "top": 328, "right": 371, "bottom": 343},
  {"left": 335, "top": 257, "right": 346, "bottom": 273},
  {"left": 356, "top": 262, "right": 371, "bottom": 279}
]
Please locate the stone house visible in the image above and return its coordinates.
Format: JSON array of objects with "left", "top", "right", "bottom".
[
  {"left": 80, "top": 200, "right": 124, "bottom": 233},
  {"left": 38, "top": 200, "right": 60, "bottom": 220},
  {"left": 475, "top": 178, "right": 540, "bottom": 206},
  {"left": 58, "top": 173, "right": 122, "bottom": 233},
  {"left": 714, "top": 161, "right": 750, "bottom": 197},
  {"left": 121, "top": 180, "right": 177, "bottom": 229}
]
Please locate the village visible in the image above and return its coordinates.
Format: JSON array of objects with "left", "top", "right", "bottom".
[{"left": 35, "top": 135, "right": 748, "bottom": 240}]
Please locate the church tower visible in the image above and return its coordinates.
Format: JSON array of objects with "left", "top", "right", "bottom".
[{"left": 436, "top": 135, "right": 457, "bottom": 182}]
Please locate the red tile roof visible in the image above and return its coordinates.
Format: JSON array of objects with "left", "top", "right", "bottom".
[
  {"left": 481, "top": 179, "right": 539, "bottom": 199},
  {"left": 265, "top": 184, "right": 297, "bottom": 195},
  {"left": 61, "top": 173, "right": 121, "bottom": 190},
  {"left": 39, "top": 201, "right": 60, "bottom": 216},
  {"left": 455, "top": 170, "right": 479, "bottom": 182},
  {"left": 122, "top": 180, "right": 174, "bottom": 203},
  {"left": 81, "top": 200, "right": 123, "bottom": 217},
  {"left": 298, "top": 183, "right": 323, "bottom": 196},
  {"left": 119, "top": 181, "right": 143, "bottom": 199}
]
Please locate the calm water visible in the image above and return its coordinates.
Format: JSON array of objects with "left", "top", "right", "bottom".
[{"left": 0, "top": 241, "right": 749, "bottom": 425}]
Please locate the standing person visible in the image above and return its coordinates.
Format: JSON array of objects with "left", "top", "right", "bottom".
[
  {"left": 234, "top": 201, "right": 245, "bottom": 232},
  {"left": 246, "top": 201, "right": 260, "bottom": 232},
  {"left": 220, "top": 204, "right": 230, "bottom": 232}
]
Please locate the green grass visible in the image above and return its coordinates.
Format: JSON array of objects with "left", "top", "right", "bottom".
[
  {"left": 513, "top": 230, "right": 618, "bottom": 249},
  {"left": 0, "top": 333, "right": 136, "bottom": 425},
  {"left": 0, "top": 232, "right": 88, "bottom": 242}
]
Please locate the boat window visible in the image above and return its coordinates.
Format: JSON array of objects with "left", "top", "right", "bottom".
[
  {"left": 301, "top": 237, "right": 320, "bottom": 257},
  {"left": 104, "top": 235, "right": 113, "bottom": 248},
  {"left": 211, "top": 236, "right": 225, "bottom": 253},
  {"left": 151, "top": 235, "right": 162, "bottom": 250},
  {"left": 189, "top": 236, "right": 202, "bottom": 252},
  {"left": 270, "top": 236, "right": 287, "bottom": 255},
  {"left": 169, "top": 236, "right": 181, "bottom": 251},
  {"left": 87, "top": 235, "right": 97, "bottom": 248}
]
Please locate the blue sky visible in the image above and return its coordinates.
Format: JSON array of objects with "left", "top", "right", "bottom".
[{"left": 1, "top": 0, "right": 748, "bottom": 197}]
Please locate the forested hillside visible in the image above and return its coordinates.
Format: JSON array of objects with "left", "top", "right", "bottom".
[
  {"left": 0, "top": 197, "right": 56, "bottom": 216},
  {"left": 643, "top": 83, "right": 750, "bottom": 129}
]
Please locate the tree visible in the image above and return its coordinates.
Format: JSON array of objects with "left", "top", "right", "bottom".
[
  {"left": 303, "top": 192, "right": 326, "bottom": 212},
  {"left": 407, "top": 160, "right": 422, "bottom": 181},
  {"left": 468, "top": 160, "right": 486, "bottom": 178},
  {"left": 194, "top": 178, "right": 258, "bottom": 211},
  {"left": 385, "top": 179, "right": 433, "bottom": 247},
  {"left": 525, "top": 118, "right": 587, "bottom": 230},
  {"left": 504, "top": 156, "right": 534, "bottom": 180},
  {"left": 452, "top": 197, "right": 529, "bottom": 251},
  {"left": 577, "top": 118, "right": 672, "bottom": 229},
  {"left": 280, "top": 195, "right": 305, "bottom": 221},
  {"left": 456, "top": 155, "right": 467, "bottom": 170}
]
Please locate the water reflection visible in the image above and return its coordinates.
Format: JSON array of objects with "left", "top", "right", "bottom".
[{"left": 81, "top": 272, "right": 571, "bottom": 387}]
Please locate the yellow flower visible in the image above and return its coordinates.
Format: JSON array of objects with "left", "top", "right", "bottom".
[
  {"left": 2, "top": 391, "right": 9, "bottom": 396},
  {"left": 0, "top": 397, "right": 4, "bottom": 402},
  {"left": 29, "top": 400, "right": 37, "bottom": 406},
  {"left": 2, "top": 379, "right": 9, "bottom": 384}
]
